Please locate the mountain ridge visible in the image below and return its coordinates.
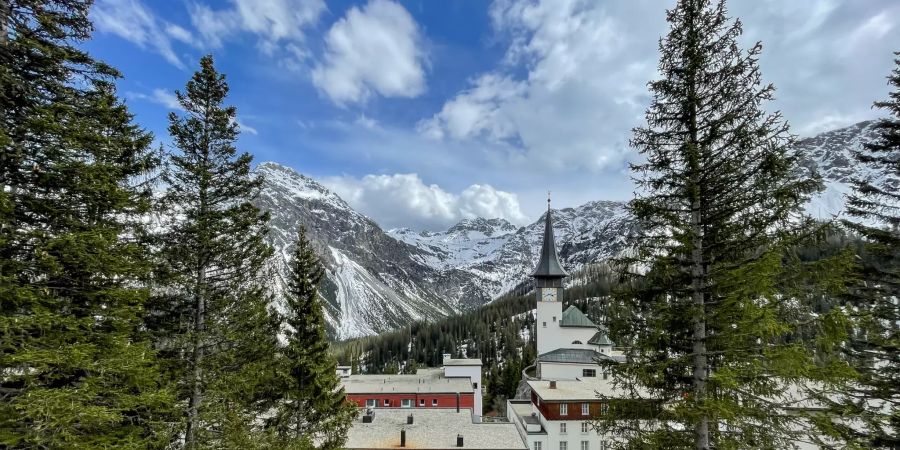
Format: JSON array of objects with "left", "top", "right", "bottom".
[{"left": 254, "top": 119, "right": 895, "bottom": 340}]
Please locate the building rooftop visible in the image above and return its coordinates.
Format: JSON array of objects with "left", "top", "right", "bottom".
[
  {"left": 346, "top": 408, "right": 527, "bottom": 449},
  {"left": 559, "top": 305, "right": 598, "bottom": 328},
  {"left": 444, "top": 358, "right": 483, "bottom": 366},
  {"left": 538, "top": 348, "right": 610, "bottom": 365},
  {"left": 531, "top": 203, "right": 568, "bottom": 279},
  {"left": 587, "top": 331, "right": 614, "bottom": 346},
  {"left": 341, "top": 368, "right": 474, "bottom": 395},
  {"left": 528, "top": 378, "right": 649, "bottom": 401}
]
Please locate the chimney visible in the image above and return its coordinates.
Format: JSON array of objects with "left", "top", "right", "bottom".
[
  {"left": 457, "top": 434, "right": 464, "bottom": 447},
  {"left": 549, "top": 380, "right": 557, "bottom": 389},
  {"left": 362, "top": 409, "right": 374, "bottom": 423},
  {"left": 407, "top": 414, "right": 414, "bottom": 425},
  {"left": 400, "top": 429, "right": 406, "bottom": 447}
]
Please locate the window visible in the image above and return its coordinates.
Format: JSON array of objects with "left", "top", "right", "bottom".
[
  {"left": 383, "top": 399, "right": 390, "bottom": 407},
  {"left": 599, "top": 441, "right": 606, "bottom": 450},
  {"left": 580, "top": 441, "right": 589, "bottom": 450},
  {"left": 581, "top": 422, "right": 590, "bottom": 434},
  {"left": 600, "top": 403, "right": 609, "bottom": 415},
  {"left": 553, "top": 316, "right": 556, "bottom": 322},
  {"left": 560, "top": 423, "right": 567, "bottom": 434},
  {"left": 560, "top": 404, "right": 568, "bottom": 416},
  {"left": 473, "top": 382, "right": 478, "bottom": 389},
  {"left": 582, "top": 369, "right": 596, "bottom": 378},
  {"left": 401, "top": 399, "right": 412, "bottom": 408},
  {"left": 419, "top": 399, "right": 425, "bottom": 406},
  {"left": 543, "top": 322, "right": 547, "bottom": 328},
  {"left": 533, "top": 442, "right": 542, "bottom": 450},
  {"left": 581, "top": 403, "right": 589, "bottom": 415},
  {"left": 366, "top": 399, "right": 376, "bottom": 408},
  {"left": 560, "top": 442, "right": 568, "bottom": 450},
  {"left": 432, "top": 399, "right": 438, "bottom": 406},
  {"left": 603, "top": 370, "right": 608, "bottom": 380}
]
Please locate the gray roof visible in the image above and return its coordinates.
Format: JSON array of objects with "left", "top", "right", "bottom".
[
  {"left": 559, "top": 305, "right": 598, "bottom": 328},
  {"left": 444, "top": 358, "right": 483, "bottom": 366},
  {"left": 345, "top": 408, "right": 527, "bottom": 449},
  {"left": 341, "top": 368, "right": 473, "bottom": 394},
  {"left": 531, "top": 205, "right": 568, "bottom": 279},
  {"left": 538, "top": 348, "right": 607, "bottom": 365},
  {"left": 588, "top": 331, "right": 614, "bottom": 346}
]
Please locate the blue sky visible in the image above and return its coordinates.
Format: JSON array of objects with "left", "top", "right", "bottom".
[{"left": 88, "top": 0, "right": 900, "bottom": 231}]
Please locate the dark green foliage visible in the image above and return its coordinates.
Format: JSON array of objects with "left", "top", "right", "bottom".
[
  {"left": 150, "top": 54, "right": 279, "bottom": 449},
  {"left": 0, "top": 1, "right": 174, "bottom": 447},
  {"left": 598, "top": 1, "right": 855, "bottom": 448},
  {"left": 820, "top": 53, "right": 900, "bottom": 449},
  {"left": 275, "top": 226, "right": 355, "bottom": 449}
]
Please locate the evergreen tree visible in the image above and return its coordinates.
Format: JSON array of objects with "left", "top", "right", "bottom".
[
  {"left": 598, "top": 1, "right": 854, "bottom": 448},
  {"left": 822, "top": 52, "right": 900, "bottom": 449},
  {"left": 151, "top": 54, "right": 279, "bottom": 449},
  {"left": 0, "top": 2, "right": 174, "bottom": 447},
  {"left": 275, "top": 226, "right": 355, "bottom": 449}
]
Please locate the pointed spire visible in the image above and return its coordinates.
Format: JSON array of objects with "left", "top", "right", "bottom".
[{"left": 532, "top": 195, "right": 568, "bottom": 279}]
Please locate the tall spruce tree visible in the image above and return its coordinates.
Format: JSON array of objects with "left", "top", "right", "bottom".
[
  {"left": 275, "top": 226, "right": 355, "bottom": 449},
  {"left": 822, "top": 52, "right": 900, "bottom": 449},
  {"left": 598, "top": 1, "right": 854, "bottom": 449},
  {"left": 152, "top": 54, "right": 279, "bottom": 449},
  {"left": 0, "top": 1, "right": 174, "bottom": 447}
]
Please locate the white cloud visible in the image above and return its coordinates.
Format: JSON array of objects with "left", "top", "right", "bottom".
[
  {"left": 323, "top": 173, "right": 527, "bottom": 230},
  {"left": 417, "top": 74, "right": 525, "bottom": 141},
  {"left": 189, "top": 0, "right": 325, "bottom": 66},
  {"left": 235, "top": 118, "right": 259, "bottom": 135},
  {"left": 93, "top": 0, "right": 191, "bottom": 68},
  {"left": 312, "top": 0, "right": 427, "bottom": 105},
  {"left": 418, "top": 0, "right": 653, "bottom": 172},
  {"left": 126, "top": 88, "right": 182, "bottom": 110},
  {"left": 354, "top": 114, "right": 380, "bottom": 130}
]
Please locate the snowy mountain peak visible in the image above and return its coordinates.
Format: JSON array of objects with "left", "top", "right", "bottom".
[
  {"left": 256, "top": 161, "right": 354, "bottom": 212},
  {"left": 253, "top": 121, "right": 887, "bottom": 339},
  {"left": 447, "top": 217, "right": 518, "bottom": 237}
]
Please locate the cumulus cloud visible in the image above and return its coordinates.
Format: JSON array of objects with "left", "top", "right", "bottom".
[
  {"left": 418, "top": 0, "right": 653, "bottom": 172},
  {"left": 93, "top": 0, "right": 192, "bottom": 68},
  {"left": 312, "top": 0, "right": 427, "bottom": 105},
  {"left": 418, "top": 0, "right": 900, "bottom": 174},
  {"left": 323, "top": 173, "right": 527, "bottom": 231},
  {"left": 188, "top": 0, "right": 325, "bottom": 66}
]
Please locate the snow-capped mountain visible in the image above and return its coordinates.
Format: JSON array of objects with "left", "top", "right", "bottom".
[
  {"left": 253, "top": 163, "right": 633, "bottom": 340},
  {"left": 255, "top": 120, "right": 893, "bottom": 340},
  {"left": 795, "top": 120, "right": 897, "bottom": 219},
  {"left": 390, "top": 201, "right": 633, "bottom": 299}
]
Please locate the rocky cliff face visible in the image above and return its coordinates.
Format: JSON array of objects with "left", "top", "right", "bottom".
[{"left": 255, "top": 120, "right": 895, "bottom": 339}]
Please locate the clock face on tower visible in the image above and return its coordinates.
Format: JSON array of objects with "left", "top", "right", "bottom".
[{"left": 541, "top": 289, "right": 557, "bottom": 302}]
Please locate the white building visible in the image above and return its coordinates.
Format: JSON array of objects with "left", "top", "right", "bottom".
[{"left": 508, "top": 201, "right": 625, "bottom": 450}]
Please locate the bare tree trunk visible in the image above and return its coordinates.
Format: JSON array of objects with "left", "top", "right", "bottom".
[
  {"left": 186, "top": 270, "right": 206, "bottom": 449},
  {"left": 691, "top": 201, "right": 709, "bottom": 450}
]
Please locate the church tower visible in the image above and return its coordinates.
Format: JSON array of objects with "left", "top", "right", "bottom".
[{"left": 533, "top": 197, "right": 568, "bottom": 356}]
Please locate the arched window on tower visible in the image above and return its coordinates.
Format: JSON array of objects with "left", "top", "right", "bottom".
[{"left": 571, "top": 340, "right": 583, "bottom": 345}]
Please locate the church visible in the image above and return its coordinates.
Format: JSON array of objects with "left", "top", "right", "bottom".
[
  {"left": 506, "top": 200, "right": 625, "bottom": 450},
  {"left": 531, "top": 199, "right": 620, "bottom": 381}
]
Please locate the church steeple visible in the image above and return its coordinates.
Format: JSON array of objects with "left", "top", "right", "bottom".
[{"left": 532, "top": 194, "right": 568, "bottom": 283}]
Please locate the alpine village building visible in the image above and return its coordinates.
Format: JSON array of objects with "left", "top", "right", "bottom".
[
  {"left": 340, "top": 199, "right": 832, "bottom": 450},
  {"left": 340, "top": 200, "right": 623, "bottom": 450}
]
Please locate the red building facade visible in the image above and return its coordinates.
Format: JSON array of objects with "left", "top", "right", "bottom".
[{"left": 347, "top": 392, "right": 475, "bottom": 410}]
